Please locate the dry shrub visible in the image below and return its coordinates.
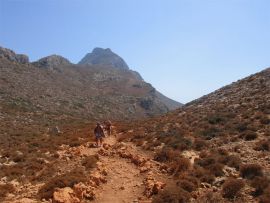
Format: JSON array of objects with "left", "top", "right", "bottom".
[
  {"left": 31, "top": 163, "right": 57, "bottom": 182},
  {"left": 198, "top": 150, "right": 208, "bottom": 158},
  {"left": 193, "top": 138, "right": 208, "bottom": 151},
  {"left": 217, "top": 148, "right": 229, "bottom": 156},
  {"left": 12, "top": 154, "right": 25, "bottom": 163},
  {"left": 222, "top": 178, "right": 245, "bottom": 199},
  {"left": 178, "top": 180, "right": 195, "bottom": 192},
  {"left": 0, "top": 183, "right": 15, "bottom": 198},
  {"left": 82, "top": 155, "right": 99, "bottom": 170},
  {"left": 243, "top": 131, "right": 258, "bottom": 141},
  {"left": 254, "top": 139, "right": 270, "bottom": 151},
  {"left": 152, "top": 188, "right": 191, "bottom": 203},
  {"left": 192, "top": 166, "right": 215, "bottom": 184},
  {"left": 195, "top": 157, "right": 215, "bottom": 167},
  {"left": 177, "top": 175, "right": 199, "bottom": 193},
  {"left": 195, "top": 154, "right": 224, "bottom": 177},
  {"left": 154, "top": 148, "right": 180, "bottom": 162},
  {"left": 170, "top": 157, "right": 191, "bottom": 175},
  {"left": 200, "top": 192, "right": 225, "bottom": 203},
  {"left": 38, "top": 168, "right": 87, "bottom": 200},
  {"left": 218, "top": 154, "right": 242, "bottom": 170},
  {"left": 259, "top": 187, "right": 270, "bottom": 203},
  {"left": 207, "top": 114, "right": 225, "bottom": 125},
  {"left": 25, "top": 158, "right": 47, "bottom": 176},
  {"left": 240, "top": 164, "right": 263, "bottom": 179},
  {"left": 207, "top": 162, "right": 224, "bottom": 177},
  {"left": 236, "top": 123, "right": 248, "bottom": 132},
  {"left": 251, "top": 176, "right": 269, "bottom": 197},
  {"left": 200, "top": 127, "right": 221, "bottom": 140},
  {"left": 1, "top": 165, "right": 24, "bottom": 180},
  {"left": 226, "top": 155, "right": 242, "bottom": 170},
  {"left": 260, "top": 116, "right": 270, "bottom": 125}
]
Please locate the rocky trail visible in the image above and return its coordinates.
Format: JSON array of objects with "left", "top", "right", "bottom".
[
  {"left": 92, "top": 134, "right": 175, "bottom": 203},
  {"left": 92, "top": 136, "right": 145, "bottom": 203},
  {"left": 2, "top": 130, "right": 176, "bottom": 203}
]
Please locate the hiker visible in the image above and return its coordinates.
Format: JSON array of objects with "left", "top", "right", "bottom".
[
  {"left": 94, "top": 122, "right": 105, "bottom": 147},
  {"left": 104, "top": 120, "right": 112, "bottom": 136}
]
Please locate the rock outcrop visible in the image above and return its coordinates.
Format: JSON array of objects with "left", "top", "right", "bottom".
[{"left": 0, "top": 47, "right": 29, "bottom": 64}]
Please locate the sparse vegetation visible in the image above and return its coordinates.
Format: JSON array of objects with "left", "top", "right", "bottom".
[
  {"left": 240, "top": 164, "right": 263, "bottom": 179},
  {"left": 177, "top": 178, "right": 198, "bottom": 192},
  {"left": 251, "top": 176, "right": 270, "bottom": 197},
  {"left": 38, "top": 168, "right": 87, "bottom": 200},
  {"left": 222, "top": 178, "right": 245, "bottom": 199},
  {"left": 152, "top": 188, "right": 191, "bottom": 203}
]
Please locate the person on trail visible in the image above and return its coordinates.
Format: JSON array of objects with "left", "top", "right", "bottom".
[
  {"left": 104, "top": 120, "right": 112, "bottom": 136},
  {"left": 94, "top": 122, "right": 105, "bottom": 147}
]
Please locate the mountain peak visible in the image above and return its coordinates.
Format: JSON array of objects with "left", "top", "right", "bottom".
[
  {"left": 92, "top": 47, "right": 112, "bottom": 53},
  {"left": 78, "top": 47, "right": 129, "bottom": 70}
]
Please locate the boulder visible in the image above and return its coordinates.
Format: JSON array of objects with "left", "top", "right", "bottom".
[
  {"left": 53, "top": 187, "right": 80, "bottom": 203},
  {"left": 89, "top": 172, "right": 107, "bottom": 186},
  {"left": 73, "top": 182, "right": 95, "bottom": 200}
]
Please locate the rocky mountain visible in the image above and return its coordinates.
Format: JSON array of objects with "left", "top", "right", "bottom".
[
  {"left": 32, "top": 55, "right": 72, "bottom": 69},
  {"left": 78, "top": 47, "right": 129, "bottom": 70},
  {"left": 0, "top": 46, "right": 182, "bottom": 139},
  {"left": 119, "top": 67, "right": 270, "bottom": 202}
]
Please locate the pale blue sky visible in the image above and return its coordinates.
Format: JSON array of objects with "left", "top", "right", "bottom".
[{"left": 0, "top": 0, "right": 269, "bottom": 103}]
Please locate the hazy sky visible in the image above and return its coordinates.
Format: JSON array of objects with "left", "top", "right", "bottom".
[{"left": 0, "top": 0, "right": 269, "bottom": 103}]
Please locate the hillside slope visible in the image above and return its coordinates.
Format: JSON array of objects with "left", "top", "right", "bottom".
[{"left": 119, "top": 67, "right": 270, "bottom": 202}]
